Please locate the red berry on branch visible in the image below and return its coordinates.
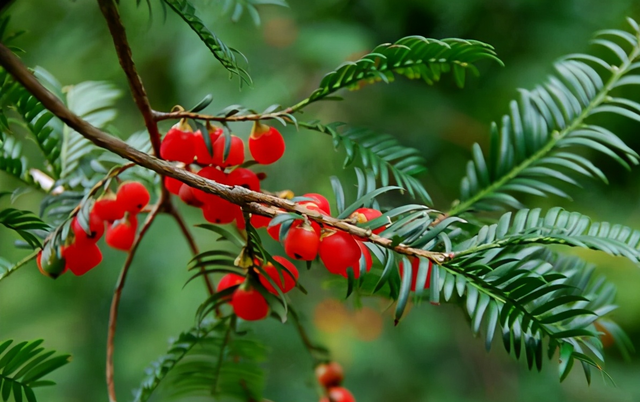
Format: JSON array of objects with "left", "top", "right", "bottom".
[
  {"left": 320, "top": 387, "right": 356, "bottom": 402},
  {"left": 251, "top": 213, "right": 271, "bottom": 229},
  {"left": 319, "top": 230, "right": 361, "bottom": 276},
  {"left": 192, "top": 167, "right": 227, "bottom": 204},
  {"left": 249, "top": 124, "right": 285, "bottom": 165},
  {"left": 350, "top": 208, "right": 385, "bottom": 238},
  {"left": 232, "top": 286, "right": 270, "bottom": 321},
  {"left": 160, "top": 126, "right": 196, "bottom": 164},
  {"left": 228, "top": 168, "right": 260, "bottom": 192},
  {"left": 212, "top": 135, "right": 245, "bottom": 167},
  {"left": 63, "top": 242, "right": 103, "bottom": 276},
  {"left": 37, "top": 249, "right": 67, "bottom": 279},
  {"left": 71, "top": 212, "right": 105, "bottom": 244},
  {"left": 217, "top": 273, "right": 244, "bottom": 294},
  {"left": 164, "top": 176, "right": 183, "bottom": 195},
  {"left": 315, "top": 362, "right": 344, "bottom": 388},
  {"left": 398, "top": 257, "right": 432, "bottom": 291},
  {"left": 105, "top": 215, "right": 138, "bottom": 251},
  {"left": 202, "top": 198, "right": 238, "bottom": 225},
  {"left": 117, "top": 182, "right": 150, "bottom": 214},
  {"left": 343, "top": 240, "right": 372, "bottom": 279},
  {"left": 284, "top": 221, "right": 320, "bottom": 261},
  {"left": 178, "top": 183, "right": 203, "bottom": 207},
  {"left": 300, "top": 193, "right": 331, "bottom": 215},
  {"left": 258, "top": 256, "right": 298, "bottom": 294},
  {"left": 233, "top": 207, "right": 246, "bottom": 230},
  {"left": 194, "top": 127, "right": 223, "bottom": 165},
  {"left": 92, "top": 193, "right": 125, "bottom": 222}
]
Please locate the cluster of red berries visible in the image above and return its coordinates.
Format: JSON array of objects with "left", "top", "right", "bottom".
[
  {"left": 37, "top": 181, "right": 150, "bottom": 278},
  {"left": 216, "top": 256, "right": 299, "bottom": 321},
  {"left": 315, "top": 362, "right": 355, "bottom": 402},
  {"left": 161, "top": 121, "right": 285, "bottom": 229}
]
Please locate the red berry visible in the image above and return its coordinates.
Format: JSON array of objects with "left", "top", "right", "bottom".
[
  {"left": 284, "top": 221, "right": 320, "bottom": 261},
  {"left": 63, "top": 242, "right": 103, "bottom": 276},
  {"left": 315, "top": 362, "right": 344, "bottom": 389},
  {"left": 259, "top": 256, "right": 298, "bottom": 294},
  {"left": 249, "top": 126, "right": 285, "bottom": 164},
  {"left": 319, "top": 230, "right": 361, "bottom": 276},
  {"left": 227, "top": 168, "right": 260, "bottom": 192},
  {"left": 212, "top": 135, "right": 245, "bottom": 167},
  {"left": 117, "top": 182, "right": 150, "bottom": 214},
  {"left": 232, "top": 287, "right": 270, "bottom": 321},
  {"left": 344, "top": 241, "right": 372, "bottom": 279},
  {"left": 251, "top": 213, "right": 271, "bottom": 229},
  {"left": 301, "top": 193, "right": 331, "bottom": 215},
  {"left": 92, "top": 194, "right": 125, "bottom": 222},
  {"left": 105, "top": 215, "right": 138, "bottom": 251},
  {"left": 202, "top": 198, "right": 238, "bottom": 225},
  {"left": 71, "top": 212, "right": 105, "bottom": 244},
  {"left": 160, "top": 127, "right": 196, "bottom": 164},
  {"left": 234, "top": 207, "right": 246, "bottom": 230},
  {"left": 320, "top": 387, "right": 355, "bottom": 402},
  {"left": 192, "top": 167, "right": 227, "bottom": 204},
  {"left": 164, "top": 176, "right": 183, "bottom": 195},
  {"left": 350, "top": 208, "right": 384, "bottom": 236},
  {"left": 194, "top": 127, "right": 223, "bottom": 165},
  {"left": 217, "top": 273, "right": 244, "bottom": 294},
  {"left": 398, "top": 257, "right": 432, "bottom": 291},
  {"left": 37, "top": 249, "right": 67, "bottom": 279},
  {"left": 178, "top": 183, "right": 204, "bottom": 207}
]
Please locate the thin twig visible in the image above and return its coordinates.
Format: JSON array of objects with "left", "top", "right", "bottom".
[
  {"left": 97, "top": 0, "right": 162, "bottom": 155},
  {"left": 289, "top": 307, "right": 328, "bottom": 364},
  {"left": 0, "top": 249, "right": 38, "bottom": 282},
  {"left": 106, "top": 202, "right": 162, "bottom": 402},
  {"left": 152, "top": 108, "right": 294, "bottom": 123}
]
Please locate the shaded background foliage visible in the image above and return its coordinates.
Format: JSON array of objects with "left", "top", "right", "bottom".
[{"left": 2, "top": 0, "right": 640, "bottom": 401}]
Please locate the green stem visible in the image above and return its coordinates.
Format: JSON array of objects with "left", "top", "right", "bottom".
[{"left": 0, "top": 249, "right": 38, "bottom": 282}]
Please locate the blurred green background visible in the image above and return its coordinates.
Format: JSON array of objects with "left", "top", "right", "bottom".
[{"left": 3, "top": 0, "right": 640, "bottom": 401}]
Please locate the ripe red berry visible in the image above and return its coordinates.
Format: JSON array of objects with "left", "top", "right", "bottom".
[
  {"left": 234, "top": 207, "right": 246, "bottom": 230},
  {"left": 232, "top": 287, "right": 270, "bottom": 321},
  {"left": 350, "top": 207, "right": 385, "bottom": 235},
  {"left": 319, "top": 230, "right": 361, "bottom": 276},
  {"left": 63, "top": 242, "right": 103, "bottom": 276},
  {"left": 320, "top": 387, "right": 356, "bottom": 402},
  {"left": 284, "top": 221, "right": 320, "bottom": 261},
  {"left": 212, "top": 135, "right": 245, "bottom": 167},
  {"left": 160, "top": 126, "right": 196, "bottom": 164},
  {"left": 105, "top": 215, "right": 138, "bottom": 251},
  {"left": 202, "top": 198, "right": 238, "bottom": 225},
  {"left": 249, "top": 125, "right": 285, "bottom": 165},
  {"left": 117, "top": 182, "right": 150, "bottom": 214},
  {"left": 178, "top": 183, "right": 203, "bottom": 207},
  {"left": 71, "top": 212, "right": 105, "bottom": 244},
  {"left": 37, "top": 249, "right": 67, "bottom": 279},
  {"left": 300, "top": 193, "right": 331, "bottom": 215},
  {"left": 251, "top": 213, "right": 271, "bottom": 229},
  {"left": 93, "top": 193, "right": 125, "bottom": 222},
  {"left": 164, "top": 176, "right": 183, "bottom": 195},
  {"left": 192, "top": 167, "right": 227, "bottom": 204},
  {"left": 315, "top": 362, "right": 344, "bottom": 389},
  {"left": 398, "top": 257, "right": 432, "bottom": 291},
  {"left": 258, "top": 256, "right": 298, "bottom": 294},
  {"left": 344, "top": 240, "right": 372, "bottom": 279},
  {"left": 217, "top": 273, "right": 244, "bottom": 294},
  {"left": 227, "top": 168, "right": 260, "bottom": 192},
  {"left": 194, "top": 127, "right": 223, "bottom": 165}
]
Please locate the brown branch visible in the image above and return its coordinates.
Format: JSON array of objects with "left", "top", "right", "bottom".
[
  {"left": 106, "top": 202, "right": 162, "bottom": 402},
  {"left": 0, "top": 43, "right": 450, "bottom": 265},
  {"left": 97, "top": 0, "right": 161, "bottom": 155},
  {"left": 152, "top": 108, "right": 294, "bottom": 123}
]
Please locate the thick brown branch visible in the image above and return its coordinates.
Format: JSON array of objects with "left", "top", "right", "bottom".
[
  {"left": 97, "top": 0, "right": 161, "bottom": 155},
  {"left": 106, "top": 203, "right": 162, "bottom": 402},
  {"left": 0, "top": 43, "right": 450, "bottom": 265}
]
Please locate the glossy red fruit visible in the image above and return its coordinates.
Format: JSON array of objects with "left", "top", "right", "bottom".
[
  {"left": 350, "top": 208, "right": 384, "bottom": 235},
  {"left": 232, "top": 287, "right": 270, "bottom": 321},
  {"left": 249, "top": 125, "right": 285, "bottom": 165},
  {"left": 92, "top": 194, "right": 125, "bottom": 222},
  {"left": 164, "top": 176, "right": 183, "bottom": 195},
  {"left": 117, "top": 182, "right": 150, "bottom": 214},
  {"left": 63, "top": 242, "right": 103, "bottom": 276},
  {"left": 105, "top": 215, "right": 138, "bottom": 251},
  {"left": 315, "top": 362, "right": 344, "bottom": 388},
  {"left": 301, "top": 193, "right": 331, "bottom": 215},
  {"left": 178, "top": 183, "right": 203, "bottom": 207},
  {"left": 194, "top": 127, "right": 223, "bottom": 165},
  {"left": 228, "top": 168, "right": 260, "bottom": 192},
  {"left": 320, "top": 387, "right": 356, "bottom": 402},
  {"left": 160, "top": 127, "right": 196, "bottom": 164},
  {"left": 37, "top": 249, "right": 67, "bottom": 278},
  {"left": 344, "top": 241, "right": 372, "bottom": 279},
  {"left": 259, "top": 256, "right": 298, "bottom": 294},
  {"left": 217, "top": 273, "right": 244, "bottom": 294},
  {"left": 398, "top": 257, "right": 432, "bottom": 291},
  {"left": 212, "top": 135, "right": 245, "bottom": 167},
  {"left": 192, "top": 167, "right": 227, "bottom": 204},
  {"left": 319, "top": 230, "right": 361, "bottom": 276},
  {"left": 284, "top": 221, "right": 320, "bottom": 261},
  {"left": 251, "top": 213, "right": 271, "bottom": 229},
  {"left": 202, "top": 199, "right": 238, "bottom": 225},
  {"left": 71, "top": 212, "right": 105, "bottom": 244}
]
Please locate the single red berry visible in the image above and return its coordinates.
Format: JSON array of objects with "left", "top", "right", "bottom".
[
  {"left": 284, "top": 221, "right": 320, "bottom": 261},
  {"left": 192, "top": 167, "right": 227, "bottom": 204},
  {"left": 217, "top": 273, "right": 244, "bottom": 294},
  {"left": 63, "top": 242, "right": 103, "bottom": 276},
  {"left": 350, "top": 207, "right": 385, "bottom": 236},
  {"left": 164, "top": 176, "right": 183, "bottom": 195},
  {"left": 105, "top": 215, "right": 138, "bottom": 251},
  {"left": 117, "top": 182, "right": 150, "bottom": 214},
  {"left": 259, "top": 256, "right": 298, "bottom": 294},
  {"left": 319, "top": 230, "right": 361, "bottom": 276},
  {"left": 202, "top": 198, "right": 238, "bottom": 225},
  {"left": 178, "top": 183, "right": 203, "bottom": 207},
  {"left": 92, "top": 193, "right": 125, "bottom": 222},
  {"left": 300, "top": 193, "right": 331, "bottom": 215},
  {"left": 343, "top": 240, "right": 372, "bottom": 279},
  {"left": 320, "top": 387, "right": 356, "bottom": 402},
  {"left": 227, "top": 168, "right": 260, "bottom": 192},
  {"left": 398, "top": 257, "right": 432, "bottom": 291},
  {"left": 232, "top": 286, "right": 270, "bottom": 321},
  {"left": 249, "top": 125, "right": 285, "bottom": 165},
  {"left": 234, "top": 207, "right": 246, "bottom": 230},
  {"left": 194, "top": 127, "right": 223, "bottom": 165},
  {"left": 251, "top": 213, "right": 271, "bottom": 229},
  {"left": 71, "top": 212, "right": 105, "bottom": 244},
  {"left": 315, "top": 362, "right": 344, "bottom": 389},
  {"left": 212, "top": 135, "right": 245, "bottom": 167},
  {"left": 160, "top": 126, "right": 196, "bottom": 164},
  {"left": 37, "top": 249, "right": 67, "bottom": 279}
]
